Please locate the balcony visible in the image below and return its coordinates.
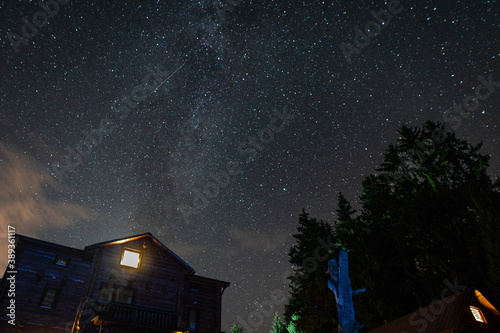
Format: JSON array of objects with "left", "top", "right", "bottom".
[{"left": 90, "top": 299, "right": 180, "bottom": 330}]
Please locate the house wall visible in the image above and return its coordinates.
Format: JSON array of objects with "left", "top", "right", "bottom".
[
  {"left": 85, "top": 237, "right": 190, "bottom": 313},
  {"left": 181, "top": 277, "right": 223, "bottom": 332},
  {"left": 0, "top": 236, "right": 93, "bottom": 333}
]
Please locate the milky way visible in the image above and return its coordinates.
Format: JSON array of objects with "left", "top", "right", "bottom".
[{"left": 0, "top": 0, "right": 499, "bottom": 331}]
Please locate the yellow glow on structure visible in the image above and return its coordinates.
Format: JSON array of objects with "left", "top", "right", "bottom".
[
  {"left": 120, "top": 248, "right": 141, "bottom": 268},
  {"left": 113, "top": 239, "right": 131, "bottom": 244},
  {"left": 108, "top": 235, "right": 145, "bottom": 245},
  {"left": 470, "top": 306, "right": 487, "bottom": 323}
]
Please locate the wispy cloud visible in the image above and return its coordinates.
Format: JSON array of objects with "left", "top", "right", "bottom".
[{"left": 0, "top": 143, "right": 90, "bottom": 271}]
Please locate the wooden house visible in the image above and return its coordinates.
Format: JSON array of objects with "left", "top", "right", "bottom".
[
  {"left": 0, "top": 233, "right": 229, "bottom": 333},
  {"left": 368, "top": 288, "right": 500, "bottom": 333}
]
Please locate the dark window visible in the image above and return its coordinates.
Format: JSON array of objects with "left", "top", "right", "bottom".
[
  {"left": 55, "top": 256, "right": 69, "bottom": 266},
  {"left": 115, "top": 287, "right": 134, "bottom": 304},
  {"left": 41, "top": 287, "right": 58, "bottom": 308},
  {"left": 191, "top": 282, "right": 200, "bottom": 291},
  {"left": 98, "top": 284, "right": 135, "bottom": 305},
  {"left": 189, "top": 308, "right": 198, "bottom": 330},
  {"left": 35, "top": 270, "right": 45, "bottom": 282}
]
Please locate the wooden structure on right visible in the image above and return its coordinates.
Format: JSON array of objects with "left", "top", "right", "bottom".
[{"left": 368, "top": 288, "right": 500, "bottom": 333}]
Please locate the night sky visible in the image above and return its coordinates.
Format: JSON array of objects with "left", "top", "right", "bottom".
[{"left": 0, "top": 0, "right": 499, "bottom": 331}]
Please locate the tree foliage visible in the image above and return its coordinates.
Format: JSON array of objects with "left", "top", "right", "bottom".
[
  {"left": 230, "top": 324, "right": 244, "bottom": 333},
  {"left": 269, "top": 313, "right": 288, "bottom": 333},
  {"left": 346, "top": 121, "right": 500, "bottom": 328},
  {"left": 284, "top": 121, "right": 500, "bottom": 330},
  {"left": 284, "top": 210, "right": 338, "bottom": 332}
]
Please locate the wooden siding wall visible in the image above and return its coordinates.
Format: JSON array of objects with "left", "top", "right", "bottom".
[
  {"left": 86, "top": 238, "right": 190, "bottom": 314},
  {"left": 0, "top": 238, "right": 92, "bottom": 332},
  {"left": 181, "top": 278, "right": 222, "bottom": 333}
]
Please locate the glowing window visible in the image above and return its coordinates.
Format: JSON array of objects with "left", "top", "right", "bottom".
[
  {"left": 470, "top": 306, "right": 487, "bottom": 323},
  {"left": 120, "top": 248, "right": 141, "bottom": 268}
]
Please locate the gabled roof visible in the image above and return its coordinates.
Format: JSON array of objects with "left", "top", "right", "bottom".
[
  {"left": 84, "top": 232, "right": 195, "bottom": 273},
  {"left": 368, "top": 288, "right": 500, "bottom": 333}
]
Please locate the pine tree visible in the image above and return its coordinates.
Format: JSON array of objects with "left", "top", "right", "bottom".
[
  {"left": 230, "top": 324, "right": 244, "bottom": 333},
  {"left": 284, "top": 210, "right": 338, "bottom": 332},
  {"left": 269, "top": 313, "right": 287, "bottom": 333},
  {"left": 283, "top": 121, "right": 500, "bottom": 330},
  {"left": 336, "top": 121, "right": 500, "bottom": 328},
  {"left": 286, "top": 313, "right": 301, "bottom": 333}
]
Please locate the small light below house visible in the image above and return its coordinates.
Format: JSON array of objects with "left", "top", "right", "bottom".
[
  {"left": 470, "top": 306, "right": 487, "bottom": 323},
  {"left": 120, "top": 248, "right": 141, "bottom": 268}
]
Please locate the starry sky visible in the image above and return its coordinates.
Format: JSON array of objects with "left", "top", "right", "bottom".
[{"left": 0, "top": 0, "right": 499, "bottom": 331}]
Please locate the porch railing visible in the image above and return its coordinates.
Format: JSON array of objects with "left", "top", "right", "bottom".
[{"left": 92, "top": 299, "right": 179, "bottom": 328}]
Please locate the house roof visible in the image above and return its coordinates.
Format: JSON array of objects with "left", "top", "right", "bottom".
[
  {"left": 191, "top": 274, "right": 230, "bottom": 288},
  {"left": 13, "top": 233, "right": 229, "bottom": 288},
  {"left": 368, "top": 288, "right": 500, "bottom": 333},
  {"left": 16, "top": 234, "right": 85, "bottom": 255},
  {"left": 85, "top": 232, "right": 195, "bottom": 272}
]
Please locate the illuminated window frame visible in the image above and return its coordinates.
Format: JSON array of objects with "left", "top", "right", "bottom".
[
  {"left": 120, "top": 248, "right": 142, "bottom": 268},
  {"left": 470, "top": 306, "right": 487, "bottom": 323}
]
